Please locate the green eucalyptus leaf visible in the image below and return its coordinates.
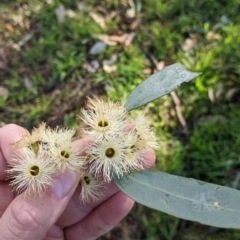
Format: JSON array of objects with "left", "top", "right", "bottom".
[
  {"left": 124, "top": 63, "right": 201, "bottom": 111},
  {"left": 113, "top": 170, "right": 240, "bottom": 229}
]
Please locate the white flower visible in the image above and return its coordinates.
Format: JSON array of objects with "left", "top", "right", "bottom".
[
  {"left": 86, "top": 132, "right": 144, "bottom": 182},
  {"left": 47, "top": 126, "right": 76, "bottom": 147},
  {"left": 132, "top": 112, "right": 160, "bottom": 150},
  {"left": 79, "top": 172, "right": 104, "bottom": 204},
  {"left": 14, "top": 122, "right": 50, "bottom": 153},
  {"left": 80, "top": 97, "right": 128, "bottom": 139},
  {"left": 123, "top": 131, "right": 145, "bottom": 171},
  {"left": 48, "top": 140, "right": 85, "bottom": 172},
  {"left": 6, "top": 146, "right": 55, "bottom": 196},
  {"left": 14, "top": 124, "right": 77, "bottom": 155},
  {"left": 87, "top": 135, "right": 126, "bottom": 181},
  {"left": 85, "top": 97, "right": 125, "bottom": 116}
]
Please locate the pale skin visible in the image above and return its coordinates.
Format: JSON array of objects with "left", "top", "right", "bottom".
[{"left": 0, "top": 124, "right": 156, "bottom": 240}]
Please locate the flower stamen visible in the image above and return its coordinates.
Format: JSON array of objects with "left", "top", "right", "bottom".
[
  {"left": 79, "top": 172, "right": 105, "bottom": 204},
  {"left": 30, "top": 142, "right": 40, "bottom": 154},
  {"left": 98, "top": 120, "right": 109, "bottom": 127},
  {"left": 83, "top": 176, "right": 91, "bottom": 185},
  {"left": 105, "top": 148, "right": 115, "bottom": 158},
  {"left": 29, "top": 165, "right": 40, "bottom": 176},
  {"left": 60, "top": 150, "right": 70, "bottom": 159}
]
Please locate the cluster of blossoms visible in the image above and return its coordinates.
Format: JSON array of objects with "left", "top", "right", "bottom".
[{"left": 7, "top": 98, "right": 159, "bottom": 204}]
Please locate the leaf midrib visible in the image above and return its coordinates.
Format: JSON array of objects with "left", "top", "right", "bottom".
[{"left": 126, "top": 175, "right": 240, "bottom": 214}]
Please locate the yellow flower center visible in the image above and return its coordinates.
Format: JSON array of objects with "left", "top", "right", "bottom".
[
  {"left": 105, "top": 148, "right": 115, "bottom": 158},
  {"left": 130, "top": 145, "right": 136, "bottom": 151},
  {"left": 30, "top": 141, "right": 40, "bottom": 154},
  {"left": 84, "top": 176, "right": 91, "bottom": 185},
  {"left": 29, "top": 165, "right": 40, "bottom": 176},
  {"left": 98, "top": 119, "right": 109, "bottom": 127},
  {"left": 79, "top": 175, "right": 91, "bottom": 186},
  {"left": 61, "top": 150, "right": 70, "bottom": 159}
]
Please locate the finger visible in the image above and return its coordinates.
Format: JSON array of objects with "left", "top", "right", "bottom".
[
  {"left": 57, "top": 148, "right": 156, "bottom": 227},
  {"left": 0, "top": 135, "right": 90, "bottom": 240},
  {"left": 0, "top": 182, "right": 14, "bottom": 217},
  {"left": 142, "top": 148, "right": 156, "bottom": 169},
  {"left": 0, "top": 149, "right": 5, "bottom": 180},
  {"left": 0, "top": 124, "right": 27, "bottom": 180},
  {"left": 56, "top": 181, "right": 120, "bottom": 227},
  {"left": 65, "top": 191, "right": 134, "bottom": 240},
  {"left": 0, "top": 169, "right": 79, "bottom": 240},
  {"left": 0, "top": 124, "right": 27, "bottom": 217}
]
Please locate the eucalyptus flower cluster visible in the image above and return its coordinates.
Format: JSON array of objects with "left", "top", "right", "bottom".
[{"left": 6, "top": 98, "right": 159, "bottom": 204}]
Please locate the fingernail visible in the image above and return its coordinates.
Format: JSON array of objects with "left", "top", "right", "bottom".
[
  {"left": 49, "top": 170, "right": 78, "bottom": 199},
  {"left": 141, "top": 148, "right": 155, "bottom": 169}
]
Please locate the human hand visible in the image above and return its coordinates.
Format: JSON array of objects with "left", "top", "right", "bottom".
[{"left": 0, "top": 124, "right": 156, "bottom": 240}]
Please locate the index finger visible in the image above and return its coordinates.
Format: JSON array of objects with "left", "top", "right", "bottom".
[
  {"left": 56, "top": 148, "right": 156, "bottom": 227},
  {"left": 0, "top": 124, "right": 27, "bottom": 181}
]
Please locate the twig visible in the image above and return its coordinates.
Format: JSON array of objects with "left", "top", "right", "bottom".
[
  {"left": 170, "top": 91, "right": 189, "bottom": 135},
  {"left": 146, "top": 52, "right": 192, "bottom": 240},
  {"left": 147, "top": 53, "right": 189, "bottom": 135},
  {"left": 175, "top": 219, "right": 187, "bottom": 240}
]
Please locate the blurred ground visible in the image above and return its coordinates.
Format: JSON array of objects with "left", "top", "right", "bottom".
[{"left": 1, "top": 1, "right": 240, "bottom": 239}]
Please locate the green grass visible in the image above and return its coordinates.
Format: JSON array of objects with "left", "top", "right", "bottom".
[{"left": 1, "top": 0, "right": 240, "bottom": 239}]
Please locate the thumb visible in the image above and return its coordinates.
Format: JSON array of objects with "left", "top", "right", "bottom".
[{"left": 0, "top": 169, "right": 79, "bottom": 240}]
